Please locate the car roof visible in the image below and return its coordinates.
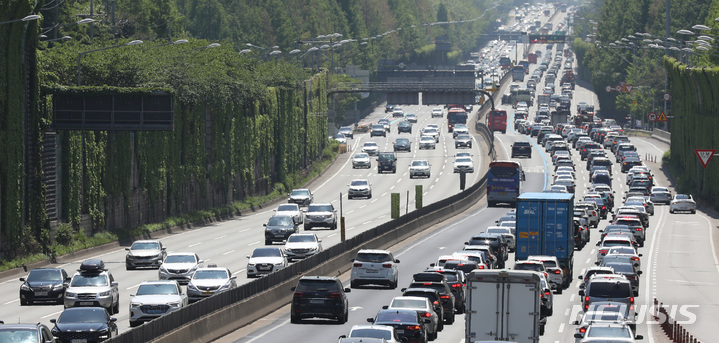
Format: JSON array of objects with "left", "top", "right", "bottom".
[
  {"left": 139, "top": 280, "right": 179, "bottom": 285},
  {"left": 357, "top": 249, "right": 391, "bottom": 254},
  {"left": 299, "top": 275, "right": 338, "bottom": 281}
]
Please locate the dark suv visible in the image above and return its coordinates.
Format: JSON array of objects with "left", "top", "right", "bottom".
[
  {"left": 511, "top": 141, "right": 532, "bottom": 158},
  {"left": 377, "top": 152, "right": 397, "bottom": 173},
  {"left": 401, "top": 288, "right": 445, "bottom": 330},
  {"left": 406, "top": 272, "right": 456, "bottom": 324},
  {"left": 465, "top": 233, "right": 508, "bottom": 268},
  {"left": 19, "top": 268, "right": 69, "bottom": 305},
  {"left": 425, "top": 268, "right": 466, "bottom": 314},
  {"left": 290, "top": 276, "right": 350, "bottom": 324}
]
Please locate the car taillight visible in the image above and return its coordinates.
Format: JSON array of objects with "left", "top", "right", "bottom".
[
  {"left": 593, "top": 211, "right": 597, "bottom": 216},
  {"left": 478, "top": 265, "right": 485, "bottom": 269},
  {"left": 433, "top": 301, "right": 439, "bottom": 306},
  {"left": 579, "top": 327, "right": 586, "bottom": 333},
  {"left": 630, "top": 297, "right": 635, "bottom": 304},
  {"left": 329, "top": 292, "right": 341, "bottom": 298},
  {"left": 599, "top": 249, "right": 608, "bottom": 255},
  {"left": 631, "top": 256, "right": 640, "bottom": 261},
  {"left": 636, "top": 228, "right": 642, "bottom": 231},
  {"left": 382, "top": 263, "right": 392, "bottom": 268},
  {"left": 440, "top": 295, "right": 450, "bottom": 299},
  {"left": 421, "top": 311, "right": 432, "bottom": 318},
  {"left": 602, "top": 206, "right": 606, "bottom": 210},
  {"left": 452, "top": 283, "right": 462, "bottom": 288},
  {"left": 294, "top": 292, "right": 305, "bottom": 297},
  {"left": 544, "top": 290, "right": 551, "bottom": 296},
  {"left": 585, "top": 296, "right": 590, "bottom": 303},
  {"left": 407, "top": 325, "right": 422, "bottom": 330},
  {"left": 553, "top": 270, "right": 561, "bottom": 274},
  {"left": 423, "top": 282, "right": 433, "bottom": 286},
  {"left": 353, "top": 263, "right": 362, "bottom": 267}
]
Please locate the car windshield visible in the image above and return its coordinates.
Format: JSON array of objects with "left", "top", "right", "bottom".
[
  {"left": 420, "top": 137, "right": 434, "bottom": 142},
  {"left": 354, "top": 153, "right": 368, "bottom": 159},
  {"left": 424, "top": 128, "right": 438, "bottom": 134},
  {"left": 375, "top": 311, "right": 417, "bottom": 324},
  {"left": 251, "top": 248, "right": 282, "bottom": 258},
  {"left": 58, "top": 308, "right": 107, "bottom": 323},
  {"left": 70, "top": 274, "right": 108, "bottom": 287},
  {"left": 277, "top": 204, "right": 297, "bottom": 212},
  {"left": 457, "top": 134, "right": 470, "bottom": 140},
  {"left": 583, "top": 312, "right": 625, "bottom": 323},
  {"left": 295, "top": 279, "right": 338, "bottom": 292},
  {"left": 350, "top": 180, "right": 368, "bottom": 187},
  {"left": 487, "top": 228, "right": 509, "bottom": 234},
  {"left": 131, "top": 242, "right": 160, "bottom": 250},
  {"left": 603, "top": 263, "right": 634, "bottom": 273},
  {"left": 136, "top": 283, "right": 179, "bottom": 295},
  {"left": 412, "top": 161, "right": 429, "bottom": 167},
  {"left": 455, "top": 158, "right": 472, "bottom": 163},
  {"left": 192, "top": 270, "right": 229, "bottom": 280},
  {"left": 586, "top": 326, "right": 633, "bottom": 338},
  {"left": 27, "top": 269, "right": 62, "bottom": 282},
  {"left": 356, "top": 252, "right": 391, "bottom": 262},
  {"left": 363, "top": 142, "right": 378, "bottom": 148},
  {"left": 589, "top": 282, "right": 631, "bottom": 297},
  {"left": 350, "top": 328, "right": 391, "bottom": 340},
  {"left": 515, "top": 263, "right": 543, "bottom": 271},
  {"left": 396, "top": 139, "right": 409, "bottom": 144},
  {"left": 676, "top": 194, "right": 691, "bottom": 200},
  {"left": 603, "top": 240, "right": 632, "bottom": 247},
  {"left": 308, "top": 205, "right": 333, "bottom": 212},
  {"left": 0, "top": 328, "right": 38, "bottom": 343},
  {"left": 267, "top": 216, "right": 293, "bottom": 226},
  {"left": 165, "top": 255, "right": 197, "bottom": 264},
  {"left": 287, "top": 235, "right": 316, "bottom": 243},
  {"left": 291, "top": 190, "right": 310, "bottom": 196},
  {"left": 391, "top": 298, "right": 428, "bottom": 309}
]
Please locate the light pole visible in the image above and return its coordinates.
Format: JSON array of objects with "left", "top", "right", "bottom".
[
  {"left": 77, "top": 40, "right": 143, "bottom": 86},
  {"left": 0, "top": 14, "right": 41, "bottom": 26},
  {"left": 41, "top": 18, "right": 94, "bottom": 40},
  {"left": 157, "top": 39, "right": 188, "bottom": 47}
]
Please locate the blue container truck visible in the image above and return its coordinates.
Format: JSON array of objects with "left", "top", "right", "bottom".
[{"left": 515, "top": 192, "right": 575, "bottom": 289}]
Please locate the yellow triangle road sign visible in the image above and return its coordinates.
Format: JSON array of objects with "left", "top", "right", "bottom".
[{"left": 657, "top": 111, "right": 668, "bottom": 122}]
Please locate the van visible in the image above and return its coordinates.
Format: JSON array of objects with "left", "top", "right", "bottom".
[
  {"left": 377, "top": 152, "right": 397, "bottom": 173},
  {"left": 580, "top": 274, "right": 635, "bottom": 314}
]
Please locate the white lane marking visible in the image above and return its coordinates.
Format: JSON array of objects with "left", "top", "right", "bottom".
[
  {"left": 585, "top": 258, "right": 591, "bottom": 264},
  {"left": 233, "top": 269, "right": 246, "bottom": 275},
  {"left": 3, "top": 299, "right": 19, "bottom": 305},
  {"left": 396, "top": 178, "right": 402, "bottom": 183},
  {"left": 238, "top": 228, "right": 250, "bottom": 233},
  {"left": 188, "top": 242, "right": 202, "bottom": 247},
  {"left": 42, "top": 310, "right": 63, "bottom": 319},
  {"left": 244, "top": 318, "right": 292, "bottom": 343},
  {"left": 359, "top": 205, "right": 367, "bottom": 209},
  {"left": 222, "top": 250, "right": 236, "bottom": 256},
  {"left": 390, "top": 185, "right": 395, "bottom": 190},
  {"left": 248, "top": 241, "right": 261, "bottom": 246},
  {"left": 570, "top": 294, "right": 576, "bottom": 302},
  {"left": 346, "top": 210, "right": 354, "bottom": 215},
  {"left": 327, "top": 233, "right": 337, "bottom": 238},
  {"left": 347, "top": 227, "right": 355, "bottom": 231},
  {"left": 558, "top": 323, "right": 565, "bottom": 333},
  {"left": 214, "top": 235, "right": 228, "bottom": 240},
  {"left": 362, "top": 221, "right": 372, "bottom": 225},
  {"left": 126, "top": 283, "right": 142, "bottom": 290}
]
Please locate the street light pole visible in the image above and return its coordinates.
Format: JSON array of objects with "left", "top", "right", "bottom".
[{"left": 0, "top": 14, "right": 41, "bottom": 26}]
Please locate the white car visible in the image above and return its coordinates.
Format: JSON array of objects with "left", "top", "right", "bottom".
[
  {"left": 419, "top": 136, "right": 436, "bottom": 149},
  {"left": 333, "top": 133, "right": 347, "bottom": 144},
  {"left": 344, "top": 324, "right": 403, "bottom": 343},
  {"left": 528, "top": 255, "right": 564, "bottom": 293},
  {"left": 129, "top": 280, "right": 188, "bottom": 327},
  {"left": 669, "top": 194, "right": 696, "bottom": 214},
  {"left": 246, "top": 247, "right": 288, "bottom": 277},
  {"left": 350, "top": 249, "right": 400, "bottom": 288},
  {"left": 421, "top": 127, "right": 440, "bottom": 142},
  {"left": 158, "top": 252, "right": 203, "bottom": 284},
  {"left": 348, "top": 179, "right": 372, "bottom": 199},
  {"left": 409, "top": 160, "right": 431, "bottom": 179},
  {"left": 352, "top": 152, "right": 371, "bottom": 169},
  {"left": 431, "top": 108, "right": 443, "bottom": 118},
  {"left": 453, "top": 157, "right": 474, "bottom": 173},
  {"left": 544, "top": 185, "right": 568, "bottom": 193},
  {"left": 362, "top": 142, "right": 379, "bottom": 156},
  {"left": 576, "top": 323, "right": 640, "bottom": 342},
  {"left": 486, "top": 226, "right": 516, "bottom": 252},
  {"left": 283, "top": 233, "right": 323, "bottom": 261},
  {"left": 186, "top": 266, "right": 236, "bottom": 303},
  {"left": 275, "top": 203, "right": 303, "bottom": 224}
]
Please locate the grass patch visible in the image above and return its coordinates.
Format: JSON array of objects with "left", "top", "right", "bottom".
[{"left": 0, "top": 142, "right": 341, "bottom": 273}]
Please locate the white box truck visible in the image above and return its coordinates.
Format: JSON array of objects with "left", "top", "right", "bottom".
[{"left": 465, "top": 270, "right": 545, "bottom": 343}]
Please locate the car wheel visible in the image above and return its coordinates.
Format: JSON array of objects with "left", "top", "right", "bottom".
[
  {"left": 634, "top": 290, "right": 639, "bottom": 296},
  {"left": 368, "top": 193, "right": 372, "bottom": 199},
  {"left": 669, "top": 209, "right": 674, "bottom": 214},
  {"left": 304, "top": 226, "right": 310, "bottom": 231},
  {"left": 126, "top": 264, "right": 135, "bottom": 271},
  {"left": 445, "top": 313, "right": 455, "bottom": 324},
  {"left": 556, "top": 287, "right": 562, "bottom": 294},
  {"left": 437, "top": 320, "right": 444, "bottom": 332},
  {"left": 265, "top": 239, "right": 272, "bottom": 245},
  {"left": 291, "top": 315, "right": 300, "bottom": 324},
  {"left": 20, "top": 299, "right": 29, "bottom": 306},
  {"left": 539, "top": 323, "right": 546, "bottom": 335},
  {"left": 691, "top": 210, "right": 696, "bottom": 214},
  {"left": 547, "top": 306, "right": 554, "bottom": 316},
  {"left": 332, "top": 222, "right": 338, "bottom": 230},
  {"left": 113, "top": 299, "right": 120, "bottom": 314},
  {"left": 129, "top": 321, "right": 140, "bottom": 328}
]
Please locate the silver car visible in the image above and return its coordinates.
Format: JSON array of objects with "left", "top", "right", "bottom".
[
  {"left": 125, "top": 240, "right": 166, "bottom": 270},
  {"left": 129, "top": 280, "right": 188, "bottom": 327},
  {"left": 288, "top": 188, "right": 313, "bottom": 206},
  {"left": 158, "top": 252, "right": 203, "bottom": 285},
  {"left": 453, "top": 157, "right": 474, "bottom": 173},
  {"left": 352, "top": 152, "right": 372, "bottom": 169},
  {"left": 350, "top": 249, "right": 400, "bottom": 289},
  {"left": 303, "top": 203, "right": 337, "bottom": 230},
  {"left": 409, "top": 160, "right": 431, "bottom": 178},
  {"left": 669, "top": 194, "right": 696, "bottom": 214},
  {"left": 348, "top": 179, "right": 372, "bottom": 199},
  {"left": 362, "top": 142, "right": 380, "bottom": 156},
  {"left": 284, "top": 233, "right": 323, "bottom": 261},
  {"left": 186, "top": 266, "right": 236, "bottom": 302},
  {"left": 64, "top": 268, "right": 120, "bottom": 314},
  {"left": 649, "top": 186, "right": 672, "bottom": 205}
]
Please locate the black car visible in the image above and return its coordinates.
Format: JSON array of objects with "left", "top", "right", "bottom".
[
  {"left": 398, "top": 121, "right": 412, "bottom": 134},
  {"left": 511, "top": 141, "right": 532, "bottom": 158},
  {"left": 621, "top": 158, "right": 643, "bottom": 173},
  {"left": 385, "top": 104, "right": 395, "bottom": 113},
  {"left": 0, "top": 322, "right": 55, "bottom": 343},
  {"left": 406, "top": 273, "right": 456, "bottom": 324},
  {"left": 465, "top": 233, "right": 509, "bottom": 267},
  {"left": 424, "top": 268, "right": 466, "bottom": 314},
  {"left": 393, "top": 138, "right": 411, "bottom": 152},
  {"left": 19, "top": 268, "right": 69, "bottom": 305},
  {"left": 263, "top": 215, "right": 299, "bottom": 245},
  {"left": 401, "top": 288, "right": 445, "bottom": 331},
  {"left": 290, "top": 276, "right": 350, "bottom": 324},
  {"left": 377, "top": 152, "right": 397, "bottom": 173},
  {"left": 51, "top": 307, "right": 118, "bottom": 342},
  {"left": 368, "top": 309, "right": 430, "bottom": 343}
]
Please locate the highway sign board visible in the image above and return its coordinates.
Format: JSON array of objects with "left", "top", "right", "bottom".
[
  {"left": 657, "top": 111, "right": 668, "bottom": 122},
  {"left": 664, "top": 92, "right": 671, "bottom": 101},
  {"left": 648, "top": 112, "right": 657, "bottom": 122},
  {"left": 695, "top": 149, "right": 716, "bottom": 168}
]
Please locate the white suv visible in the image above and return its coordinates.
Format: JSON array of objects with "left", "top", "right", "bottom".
[
  {"left": 129, "top": 280, "right": 188, "bottom": 327},
  {"left": 303, "top": 203, "right": 337, "bottom": 230},
  {"left": 350, "top": 249, "right": 400, "bottom": 289}
]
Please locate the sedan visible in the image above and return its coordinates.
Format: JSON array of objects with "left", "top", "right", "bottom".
[
  {"left": 125, "top": 240, "right": 166, "bottom": 270},
  {"left": 362, "top": 142, "right": 380, "bottom": 156},
  {"left": 275, "top": 203, "right": 303, "bottom": 224},
  {"left": 263, "top": 215, "right": 299, "bottom": 245},
  {"left": 342, "top": 325, "right": 403, "bottom": 343},
  {"left": 650, "top": 186, "right": 672, "bottom": 205},
  {"left": 51, "top": 307, "right": 118, "bottom": 342},
  {"left": 339, "top": 126, "right": 354, "bottom": 139},
  {"left": 158, "top": 252, "right": 203, "bottom": 284},
  {"left": 284, "top": 233, "right": 323, "bottom": 261},
  {"left": 398, "top": 121, "right": 412, "bottom": 133},
  {"left": 394, "top": 138, "right": 412, "bottom": 152},
  {"left": 368, "top": 309, "right": 430, "bottom": 343},
  {"left": 333, "top": 133, "right": 347, "bottom": 144},
  {"left": 246, "top": 247, "right": 288, "bottom": 277},
  {"left": 348, "top": 179, "right": 372, "bottom": 199},
  {"left": 352, "top": 153, "right": 371, "bottom": 169},
  {"left": 454, "top": 134, "right": 472, "bottom": 148},
  {"left": 385, "top": 296, "right": 439, "bottom": 340},
  {"left": 19, "top": 268, "right": 69, "bottom": 305},
  {"left": 409, "top": 160, "right": 431, "bottom": 179},
  {"left": 418, "top": 136, "right": 436, "bottom": 150},
  {"left": 288, "top": 188, "right": 313, "bottom": 206},
  {"left": 186, "top": 266, "right": 237, "bottom": 302},
  {"left": 453, "top": 157, "right": 474, "bottom": 173},
  {"left": 431, "top": 108, "right": 443, "bottom": 118},
  {"left": 669, "top": 194, "right": 696, "bottom": 214},
  {"left": 405, "top": 113, "right": 418, "bottom": 123}
]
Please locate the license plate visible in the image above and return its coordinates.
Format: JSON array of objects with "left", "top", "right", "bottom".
[
  {"left": 71, "top": 339, "right": 87, "bottom": 343},
  {"left": 202, "top": 291, "right": 214, "bottom": 295},
  {"left": 309, "top": 299, "right": 324, "bottom": 304},
  {"left": 35, "top": 291, "right": 48, "bottom": 296},
  {"left": 365, "top": 269, "right": 379, "bottom": 273},
  {"left": 79, "top": 301, "right": 94, "bottom": 305},
  {"left": 395, "top": 330, "right": 404, "bottom": 334},
  {"left": 147, "top": 309, "right": 163, "bottom": 314}
]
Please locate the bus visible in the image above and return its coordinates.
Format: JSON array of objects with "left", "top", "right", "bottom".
[
  {"left": 487, "top": 161, "right": 525, "bottom": 207},
  {"left": 487, "top": 109, "right": 508, "bottom": 134},
  {"left": 447, "top": 107, "right": 468, "bottom": 132},
  {"left": 499, "top": 56, "right": 512, "bottom": 70}
]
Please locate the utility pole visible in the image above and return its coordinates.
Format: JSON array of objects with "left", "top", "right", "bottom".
[{"left": 664, "top": 0, "right": 670, "bottom": 130}]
